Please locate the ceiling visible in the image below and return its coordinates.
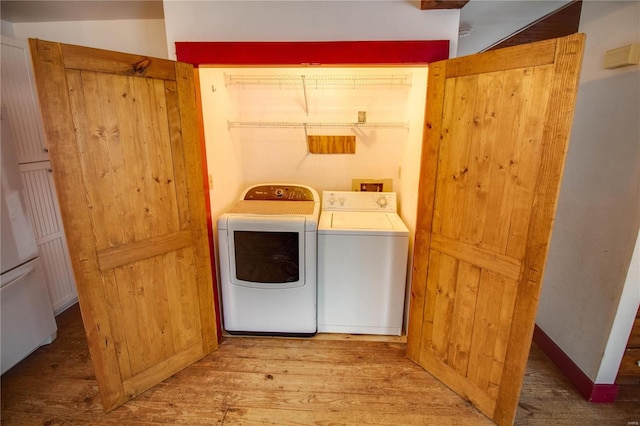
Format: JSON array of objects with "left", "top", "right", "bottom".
[{"left": 1, "top": 0, "right": 572, "bottom": 56}]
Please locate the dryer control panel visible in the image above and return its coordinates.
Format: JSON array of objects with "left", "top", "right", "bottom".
[
  {"left": 322, "top": 191, "right": 398, "bottom": 212},
  {"left": 243, "top": 184, "right": 316, "bottom": 201}
]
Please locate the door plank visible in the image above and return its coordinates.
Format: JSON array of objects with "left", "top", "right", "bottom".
[
  {"left": 445, "top": 38, "right": 556, "bottom": 78},
  {"left": 480, "top": 67, "right": 534, "bottom": 253},
  {"left": 165, "top": 80, "right": 191, "bottom": 229},
  {"left": 60, "top": 43, "right": 176, "bottom": 80},
  {"left": 408, "top": 34, "right": 585, "bottom": 426},
  {"left": 174, "top": 60, "right": 218, "bottom": 352},
  {"left": 505, "top": 65, "right": 554, "bottom": 259},
  {"left": 437, "top": 75, "right": 478, "bottom": 240},
  {"left": 431, "top": 76, "right": 456, "bottom": 236},
  {"left": 466, "top": 270, "right": 508, "bottom": 391},
  {"left": 407, "top": 59, "right": 446, "bottom": 362},
  {"left": 97, "top": 230, "right": 192, "bottom": 271},
  {"left": 488, "top": 275, "right": 519, "bottom": 399},
  {"left": 459, "top": 72, "right": 503, "bottom": 245},
  {"left": 431, "top": 234, "right": 521, "bottom": 280},
  {"left": 423, "top": 251, "right": 458, "bottom": 363},
  {"left": 29, "top": 38, "right": 129, "bottom": 410},
  {"left": 447, "top": 261, "right": 481, "bottom": 375}
]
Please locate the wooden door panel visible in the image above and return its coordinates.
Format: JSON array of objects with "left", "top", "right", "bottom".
[
  {"left": 457, "top": 73, "right": 503, "bottom": 246},
  {"left": 30, "top": 39, "right": 217, "bottom": 411},
  {"left": 447, "top": 260, "right": 480, "bottom": 374},
  {"left": 420, "top": 255, "right": 518, "bottom": 373},
  {"left": 408, "top": 34, "right": 584, "bottom": 425},
  {"left": 68, "top": 71, "right": 180, "bottom": 244}
]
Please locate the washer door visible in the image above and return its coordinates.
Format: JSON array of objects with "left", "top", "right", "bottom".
[{"left": 226, "top": 216, "right": 306, "bottom": 289}]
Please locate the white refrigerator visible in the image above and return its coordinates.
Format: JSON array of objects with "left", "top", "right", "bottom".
[{"left": 1, "top": 107, "right": 57, "bottom": 374}]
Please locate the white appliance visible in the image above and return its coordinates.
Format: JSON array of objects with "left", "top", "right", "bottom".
[
  {"left": 1, "top": 108, "right": 57, "bottom": 374},
  {"left": 217, "top": 184, "right": 320, "bottom": 336},
  {"left": 318, "top": 191, "right": 409, "bottom": 336}
]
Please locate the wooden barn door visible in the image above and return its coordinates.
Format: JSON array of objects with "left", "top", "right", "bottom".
[
  {"left": 407, "top": 34, "right": 585, "bottom": 425},
  {"left": 29, "top": 39, "right": 218, "bottom": 411}
]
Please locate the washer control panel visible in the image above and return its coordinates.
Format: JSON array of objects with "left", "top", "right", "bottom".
[
  {"left": 322, "top": 191, "right": 397, "bottom": 212},
  {"left": 243, "top": 185, "right": 315, "bottom": 201}
]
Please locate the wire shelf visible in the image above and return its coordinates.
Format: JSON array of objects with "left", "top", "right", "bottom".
[
  {"left": 225, "top": 74, "right": 411, "bottom": 88},
  {"left": 227, "top": 121, "right": 408, "bottom": 129}
]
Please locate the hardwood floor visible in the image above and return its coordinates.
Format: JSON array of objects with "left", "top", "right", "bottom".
[{"left": 2, "top": 304, "right": 639, "bottom": 425}]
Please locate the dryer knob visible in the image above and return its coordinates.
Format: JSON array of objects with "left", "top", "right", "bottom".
[
  {"left": 328, "top": 197, "right": 336, "bottom": 206},
  {"left": 376, "top": 196, "right": 388, "bottom": 208}
]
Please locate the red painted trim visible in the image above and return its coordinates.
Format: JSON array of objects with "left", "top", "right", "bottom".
[
  {"left": 533, "top": 325, "right": 619, "bottom": 403},
  {"left": 193, "top": 68, "right": 223, "bottom": 343},
  {"left": 176, "top": 40, "right": 449, "bottom": 65}
]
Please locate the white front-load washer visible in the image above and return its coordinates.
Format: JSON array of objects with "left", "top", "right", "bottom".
[
  {"left": 317, "top": 191, "right": 409, "bottom": 336},
  {"left": 217, "top": 184, "right": 320, "bottom": 336}
]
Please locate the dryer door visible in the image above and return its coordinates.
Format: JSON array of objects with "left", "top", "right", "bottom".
[{"left": 226, "top": 216, "right": 307, "bottom": 289}]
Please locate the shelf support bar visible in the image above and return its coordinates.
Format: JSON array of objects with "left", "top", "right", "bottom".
[
  {"left": 303, "top": 123, "right": 310, "bottom": 155},
  {"left": 301, "top": 75, "right": 309, "bottom": 116}
]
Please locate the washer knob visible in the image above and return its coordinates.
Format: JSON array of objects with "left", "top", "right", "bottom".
[
  {"left": 338, "top": 197, "right": 346, "bottom": 206},
  {"left": 328, "top": 197, "right": 336, "bottom": 206},
  {"left": 376, "top": 196, "right": 388, "bottom": 208}
]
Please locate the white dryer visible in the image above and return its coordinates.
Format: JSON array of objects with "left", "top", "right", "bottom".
[
  {"left": 217, "top": 184, "right": 320, "bottom": 336},
  {"left": 318, "top": 191, "right": 409, "bottom": 336}
]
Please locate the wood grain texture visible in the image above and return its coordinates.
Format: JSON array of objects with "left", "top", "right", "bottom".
[
  {"left": 97, "top": 230, "right": 193, "bottom": 271},
  {"left": 174, "top": 61, "right": 218, "bottom": 354},
  {"left": 307, "top": 135, "right": 356, "bottom": 154},
  {"left": 493, "top": 33, "right": 585, "bottom": 425},
  {"left": 60, "top": 42, "right": 176, "bottom": 80},
  {"left": 617, "top": 349, "right": 640, "bottom": 377},
  {"left": 2, "top": 305, "right": 638, "bottom": 425},
  {"left": 444, "top": 38, "right": 556, "bottom": 78},
  {"left": 409, "top": 34, "right": 585, "bottom": 426},
  {"left": 29, "top": 37, "right": 128, "bottom": 411},
  {"left": 406, "top": 61, "right": 446, "bottom": 361},
  {"left": 29, "top": 39, "right": 218, "bottom": 412},
  {"left": 431, "top": 234, "right": 522, "bottom": 280}
]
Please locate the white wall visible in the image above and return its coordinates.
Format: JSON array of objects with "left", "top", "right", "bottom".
[
  {"left": 537, "top": 0, "right": 640, "bottom": 383},
  {"left": 162, "top": 0, "right": 459, "bottom": 60},
  {"left": 199, "top": 67, "right": 428, "bottom": 232},
  {"left": 1, "top": 20, "right": 15, "bottom": 37},
  {"left": 3, "top": 19, "right": 168, "bottom": 58}
]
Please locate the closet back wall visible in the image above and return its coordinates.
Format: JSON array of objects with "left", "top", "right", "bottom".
[{"left": 199, "top": 67, "right": 428, "bottom": 239}]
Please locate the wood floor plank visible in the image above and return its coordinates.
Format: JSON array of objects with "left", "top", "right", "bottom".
[
  {"left": 219, "top": 406, "right": 490, "bottom": 425},
  {"left": 2, "top": 304, "right": 639, "bottom": 425},
  {"left": 193, "top": 354, "right": 438, "bottom": 379}
]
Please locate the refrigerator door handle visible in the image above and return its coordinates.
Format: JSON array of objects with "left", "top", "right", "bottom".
[{"left": 2, "top": 263, "right": 36, "bottom": 291}]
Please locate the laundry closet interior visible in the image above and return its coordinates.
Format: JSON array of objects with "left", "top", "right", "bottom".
[{"left": 197, "top": 62, "right": 430, "bottom": 336}]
